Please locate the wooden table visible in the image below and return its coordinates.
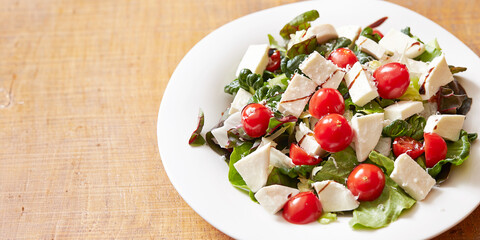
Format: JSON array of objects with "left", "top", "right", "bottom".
[{"left": 0, "top": 0, "right": 478, "bottom": 239}]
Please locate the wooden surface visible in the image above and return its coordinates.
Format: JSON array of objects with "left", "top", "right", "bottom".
[{"left": 0, "top": 0, "right": 478, "bottom": 239}]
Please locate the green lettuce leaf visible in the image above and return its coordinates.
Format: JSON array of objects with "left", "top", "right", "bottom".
[
  {"left": 360, "top": 27, "right": 382, "bottom": 43},
  {"left": 188, "top": 109, "right": 206, "bottom": 146},
  {"left": 224, "top": 69, "right": 264, "bottom": 95},
  {"left": 266, "top": 167, "right": 299, "bottom": 188},
  {"left": 313, "top": 147, "right": 358, "bottom": 185},
  {"left": 267, "top": 73, "right": 289, "bottom": 90},
  {"left": 318, "top": 212, "right": 337, "bottom": 224},
  {"left": 350, "top": 177, "right": 416, "bottom": 229},
  {"left": 287, "top": 36, "right": 318, "bottom": 59},
  {"left": 316, "top": 37, "right": 351, "bottom": 57},
  {"left": 382, "top": 115, "right": 426, "bottom": 140},
  {"left": 268, "top": 34, "right": 286, "bottom": 54},
  {"left": 279, "top": 165, "right": 316, "bottom": 179},
  {"left": 228, "top": 142, "right": 254, "bottom": 191},
  {"left": 415, "top": 39, "right": 442, "bottom": 62},
  {"left": 399, "top": 77, "right": 422, "bottom": 101},
  {"left": 250, "top": 85, "right": 284, "bottom": 113},
  {"left": 279, "top": 10, "right": 320, "bottom": 40},
  {"left": 368, "top": 151, "right": 395, "bottom": 175},
  {"left": 353, "top": 45, "right": 375, "bottom": 64},
  {"left": 280, "top": 54, "right": 308, "bottom": 79}
]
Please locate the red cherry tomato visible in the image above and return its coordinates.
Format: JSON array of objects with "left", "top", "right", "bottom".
[
  {"left": 424, "top": 133, "right": 447, "bottom": 168},
  {"left": 347, "top": 164, "right": 385, "bottom": 201},
  {"left": 289, "top": 143, "right": 321, "bottom": 165},
  {"left": 308, "top": 88, "right": 345, "bottom": 119},
  {"left": 373, "top": 62, "right": 410, "bottom": 99},
  {"left": 313, "top": 113, "right": 354, "bottom": 153},
  {"left": 282, "top": 191, "right": 322, "bottom": 224},
  {"left": 327, "top": 48, "right": 358, "bottom": 69},
  {"left": 266, "top": 50, "right": 281, "bottom": 72},
  {"left": 393, "top": 136, "right": 424, "bottom": 159},
  {"left": 372, "top": 29, "right": 384, "bottom": 38},
  {"left": 241, "top": 103, "right": 273, "bottom": 138}
]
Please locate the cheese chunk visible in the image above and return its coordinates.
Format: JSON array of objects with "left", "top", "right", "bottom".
[
  {"left": 406, "top": 58, "right": 428, "bottom": 79},
  {"left": 344, "top": 62, "right": 379, "bottom": 107},
  {"left": 424, "top": 115, "right": 465, "bottom": 141},
  {"left": 299, "top": 51, "right": 339, "bottom": 85},
  {"left": 390, "top": 153, "right": 436, "bottom": 201},
  {"left": 321, "top": 70, "right": 345, "bottom": 89},
  {"left": 278, "top": 74, "right": 317, "bottom": 118},
  {"left": 374, "top": 137, "right": 392, "bottom": 157},
  {"left": 351, "top": 113, "right": 384, "bottom": 162},
  {"left": 356, "top": 36, "right": 386, "bottom": 60},
  {"left": 211, "top": 112, "right": 241, "bottom": 148},
  {"left": 384, "top": 101, "right": 424, "bottom": 121},
  {"left": 270, "top": 147, "right": 295, "bottom": 169},
  {"left": 418, "top": 54, "right": 454, "bottom": 100},
  {"left": 378, "top": 29, "right": 425, "bottom": 58},
  {"left": 305, "top": 24, "right": 338, "bottom": 44},
  {"left": 233, "top": 143, "right": 271, "bottom": 192},
  {"left": 295, "top": 122, "right": 326, "bottom": 157},
  {"left": 254, "top": 185, "right": 300, "bottom": 214},
  {"left": 228, "top": 88, "right": 252, "bottom": 114},
  {"left": 336, "top": 25, "right": 361, "bottom": 46},
  {"left": 235, "top": 44, "right": 269, "bottom": 76},
  {"left": 313, "top": 181, "right": 359, "bottom": 212}
]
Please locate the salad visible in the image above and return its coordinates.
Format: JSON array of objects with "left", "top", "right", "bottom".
[{"left": 188, "top": 10, "right": 477, "bottom": 229}]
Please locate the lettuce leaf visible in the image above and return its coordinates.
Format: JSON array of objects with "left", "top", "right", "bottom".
[
  {"left": 399, "top": 77, "right": 422, "bottom": 101},
  {"left": 266, "top": 167, "right": 298, "bottom": 188},
  {"left": 382, "top": 115, "right": 426, "bottom": 140},
  {"left": 287, "top": 36, "right": 318, "bottom": 59},
  {"left": 280, "top": 10, "right": 319, "bottom": 40},
  {"left": 360, "top": 27, "right": 382, "bottom": 43},
  {"left": 437, "top": 79, "right": 472, "bottom": 115},
  {"left": 350, "top": 176, "right": 416, "bottom": 229},
  {"left": 280, "top": 54, "right": 308, "bottom": 79},
  {"left": 268, "top": 34, "right": 286, "bottom": 54},
  {"left": 188, "top": 109, "right": 206, "bottom": 146},
  {"left": 368, "top": 151, "right": 395, "bottom": 175},
  {"left": 224, "top": 69, "right": 264, "bottom": 95},
  {"left": 316, "top": 37, "right": 351, "bottom": 57},
  {"left": 313, "top": 147, "right": 358, "bottom": 185},
  {"left": 318, "top": 212, "right": 337, "bottom": 224},
  {"left": 415, "top": 39, "right": 442, "bottom": 62},
  {"left": 228, "top": 142, "right": 254, "bottom": 191}
]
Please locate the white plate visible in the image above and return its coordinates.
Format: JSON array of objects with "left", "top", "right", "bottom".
[{"left": 158, "top": 0, "right": 480, "bottom": 239}]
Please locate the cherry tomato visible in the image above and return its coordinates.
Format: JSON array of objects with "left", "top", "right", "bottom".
[
  {"left": 347, "top": 164, "right": 385, "bottom": 201},
  {"left": 282, "top": 191, "right": 322, "bottom": 224},
  {"left": 393, "top": 136, "right": 424, "bottom": 159},
  {"left": 289, "top": 143, "right": 321, "bottom": 165},
  {"left": 308, "top": 88, "right": 345, "bottom": 119},
  {"left": 373, "top": 62, "right": 410, "bottom": 99},
  {"left": 327, "top": 48, "right": 358, "bottom": 69},
  {"left": 424, "top": 133, "right": 447, "bottom": 168},
  {"left": 241, "top": 103, "right": 273, "bottom": 138},
  {"left": 372, "top": 29, "right": 384, "bottom": 38},
  {"left": 313, "top": 113, "right": 354, "bottom": 153},
  {"left": 266, "top": 50, "right": 281, "bottom": 72}
]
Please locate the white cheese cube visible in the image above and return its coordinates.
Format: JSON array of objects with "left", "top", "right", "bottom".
[
  {"left": 321, "top": 69, "right": 345, "bottom": 89},
  {"left": 270, "top": 147, "right": 295, "bottom": 169},
  {"left": 336, "top": 25, "right": 361, "bottom": 43},
  {"left": 233, "top": 143, "right": 271, "bottom": 192},
  {"left": 374, "top": 137, "right": 392, "bottom": 157},
  {"left": 344, "top": 62, "right": 379, "bottom": 107},
  {"left": 378, "top": 29, "right": 425, "bottom": 58},
  {"left": 313, "top": 180, "right": 359, "bottom": 212},
  {"left": 379, "top": 51, "right": 401, "bottom": 65},
  {"left": 305, "top": 24, "right": 338, "bottom": 44},
  {"left": 211, "top": 112, "right": 241, "bottom": 148},
  {"left": 406, "top": 58, "right": 428, "bottom": 79},
  {"left": 418, "top": 54, "right": 454, "bottom": 100},
  {"left": 299, "top": 51, "right": 338, "bottom": 85},
  {"left": 254, "top": 185, "right": 300, "bottom": 214},
  {"left": 390, "top": 153, "right": 436, "bottom": 201},
  {"left": 383, "top": 101, "right": 424, "bottom": 121},
  {"left": 295, "top": 122, "right": 326, "bottom": 157},
  {"left": 235, "top": 44, "right": 270, "bottom": 76},
  {"left": 228, "top": 88, "right": 253, "bottom": 114},
  {"left": 351, "top": 113, "right": 384, "bottom": 162},
  {"left": 424, "top": 115, "right": 465, "bottom": 141},
  {"left": 278, "top": 74, "right": 317, "bottom": 118},
  {"left": 356, "top": 36, "right": 386, "bottom": 60}
]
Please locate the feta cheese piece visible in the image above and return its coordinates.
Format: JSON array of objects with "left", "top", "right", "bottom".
[
  {"left": 378, "top": 29, "right": 425, "bottom": 58},
  {"left": 270, "top": 147, "right": 295, "bottom": 169},
  {"left": 351, "top": 113, "right": 384, "bottom": 162},
  {"left": 295, "top": 122, "right": 326, "bottom": 157},
  {"left": 299, "top": 51, "right": 338, "bottom": 85},
  {"left": 235, "top": 44, "right": 270, "bottom": 76},
  {"left": 405, "top": 58, "right": 428, "bottom": 79},
  {"left": 305, "top": 24, "right": 338, "bottom": 44},
  {"left": 336, "top": 25, "right": 361, "bottom": 44},
  {"left": 418, "top": 54, "right": 454, "bottom": 100},
  {"left": 356, "top": 36, "right": 386, "bottom": 60},
  {"left": 211, "top": 112, "right": 241, "bottom": 148},
  {"left": 374, "top": 137, "right": 392, "bottom": 157},
  {"left": 278, "top": 74, "right": 317, "bottom": 118},
  {"left": 313, "top": 180, "right": 359, "bottom": 212},
  {"left": 228, "top": 88, "right": 253, "bottom": 114},
  {"left": 390, "top": 153, "right": 436, "bottom": 201},
  {"left": 344, "top": 62, "right": 379, "bottom": 107},
  {"left": 254, "top": 185, "right": 300, "bottom": 214},
  {"left": 424, "top": 114, "right": 465, "bottom": 141},
  {"left": 321, "top": 70, "right": 345, "bottom": 89},
  {"left": 233, "top": 143, "right": 271, "bottom": 192},
  {"left": 383, "top": 101, "right": 424, "bottom": 121}
]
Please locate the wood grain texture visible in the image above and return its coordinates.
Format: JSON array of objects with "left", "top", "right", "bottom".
[{"left": 0, "top": 0, "right": 477, "bottom": 239}]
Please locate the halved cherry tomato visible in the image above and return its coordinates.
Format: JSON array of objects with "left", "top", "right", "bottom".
[
  {"left": 347, "top": 164, "right": 385, "bottom": 201},
  {"left": 313, "top": 113, "right": 354, "bottom": 153},
  {"left": 282, "top": 191, "right": 322, "bottom": 224},
  {"left": 327, "top": 48, "right": 358, "bottom": 69},
  {"left": 372, "top": 29, "right": 384, "bottom": 38},
  {"left": 393, "top": 136, "right": 424, "bottom": 159},
  {"left": 289, "top": 143, "right": 321, "bottom": 165},
  {"left": 308, "top": 88, "right": 345, "bottom": 119},
  {"left": 373, "top": 62, "right": 410, "bottom": 99},
  {"left": 424, "top": 133, "right": 447, "bottom": 168},
  {"left": 266, "top": 50, "right": 281, "bottom": 72},
  {"left": 241, "top": 103, "right": 273, "bottom": 138}
]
